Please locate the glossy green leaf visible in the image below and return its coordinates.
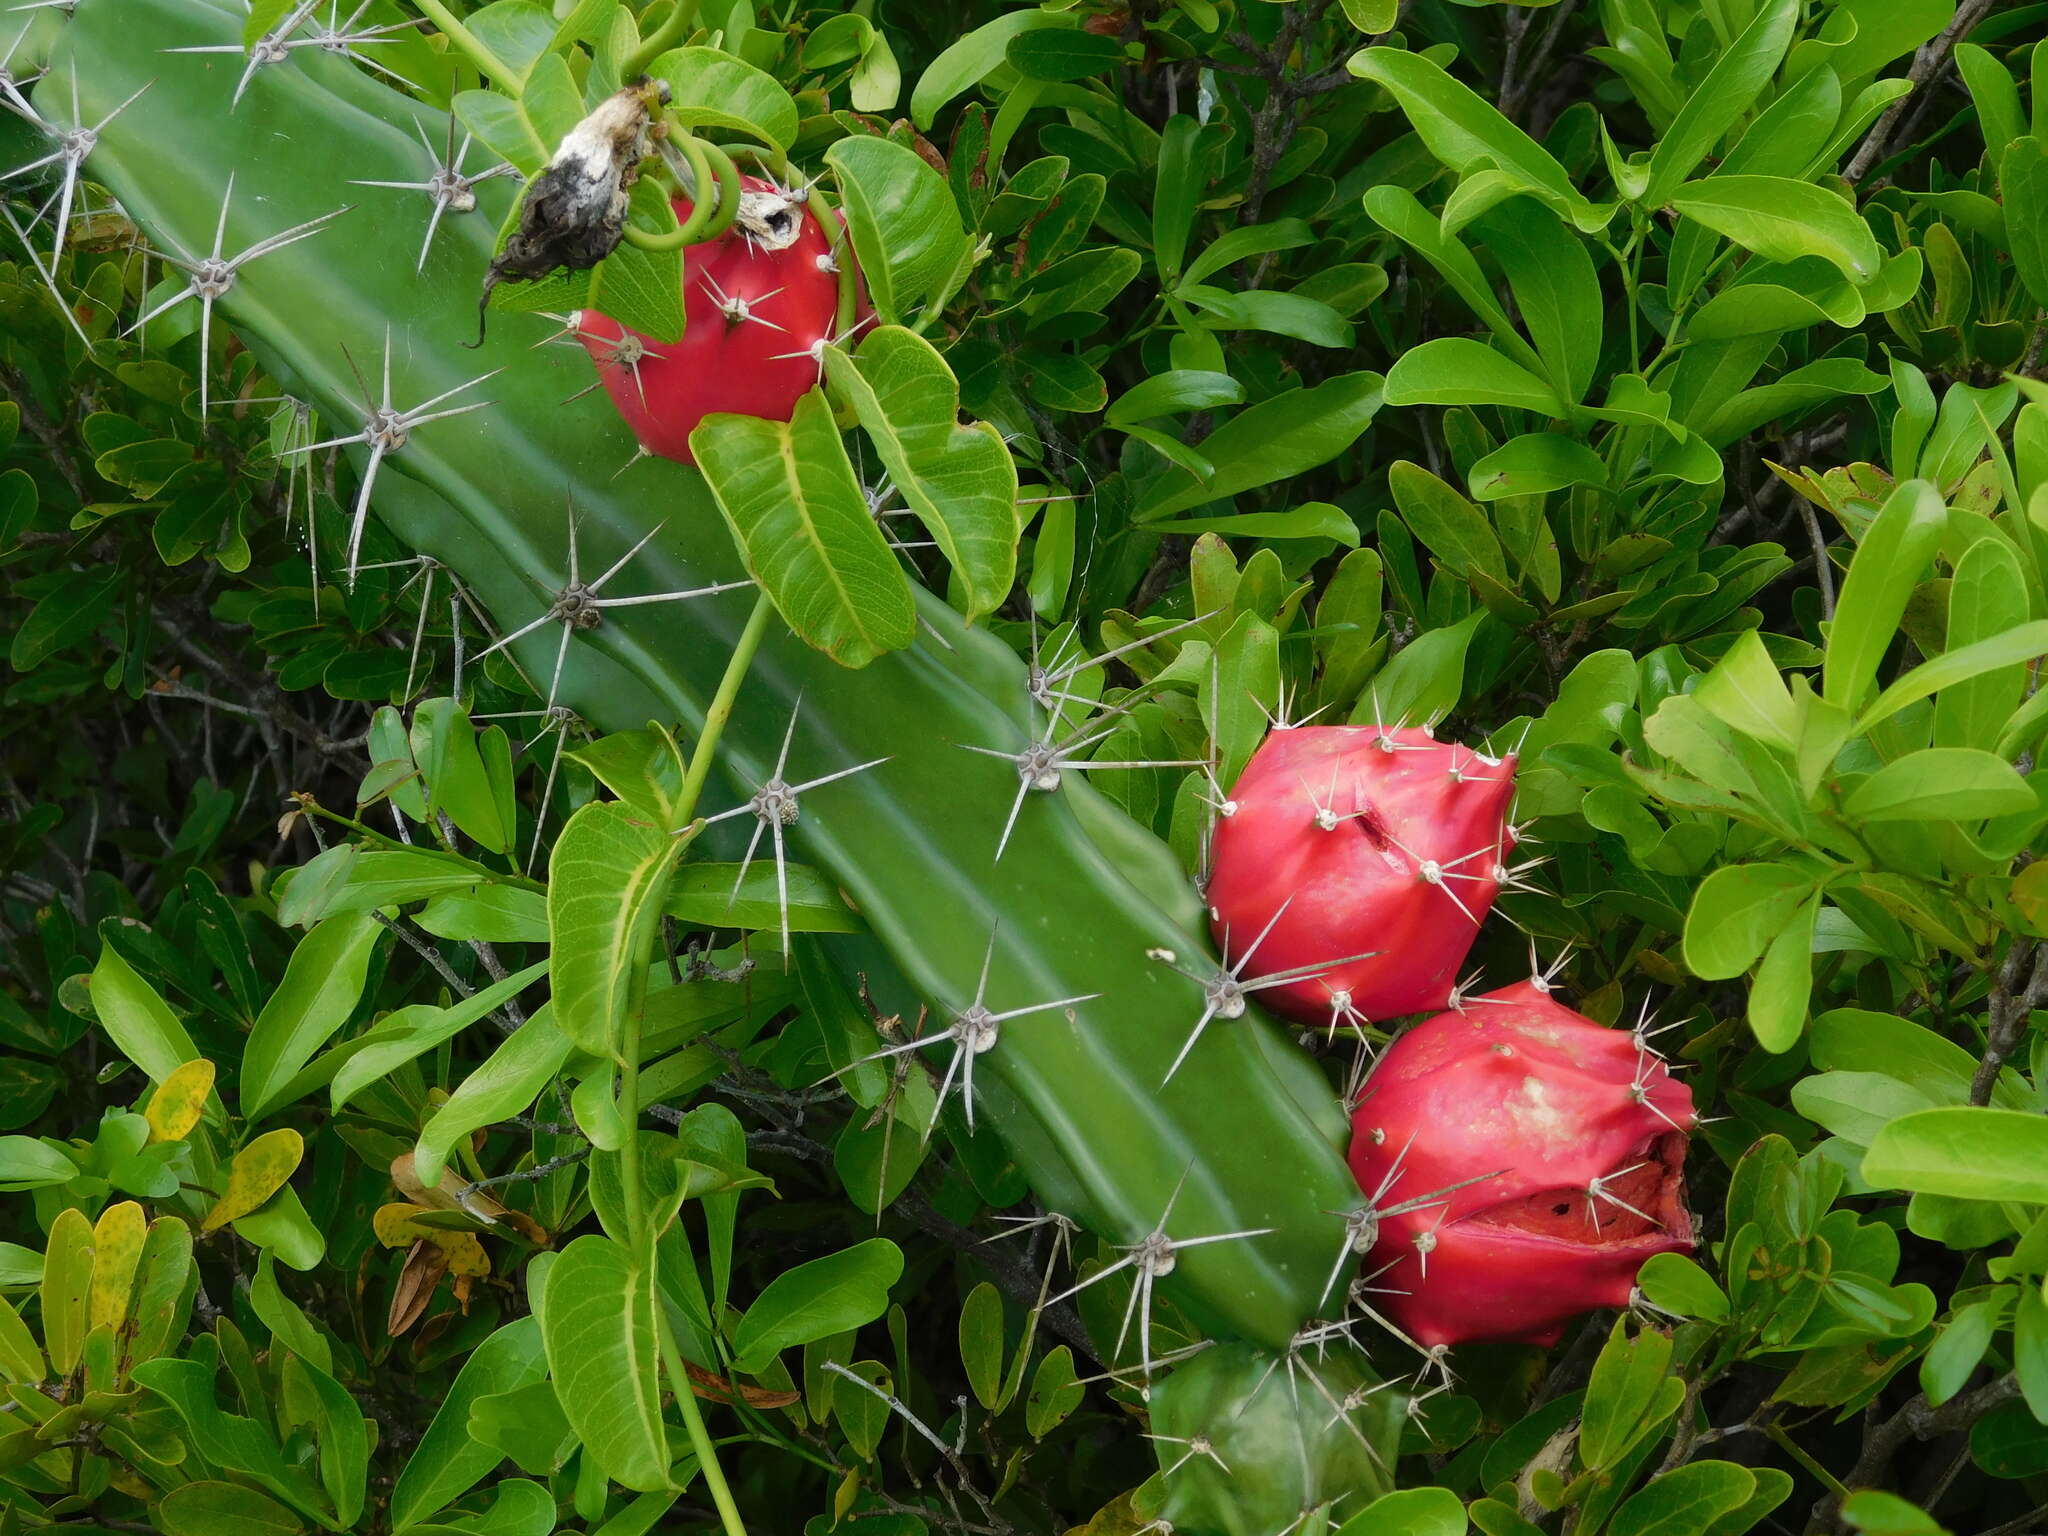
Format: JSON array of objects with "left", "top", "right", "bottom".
[
  {"left": 1334, "top": 1488, "right": 1466, "bottom": 1536},
  {"left": 329, "top": 959, "right": 549, "bottom": 1112},
  {"left": 1608, "top": 1463, "right": 1755, "bottom": 1536},
  {"left": 240, "top": 911, "right": 380, "bottom": 1119},
  {"left": 1843, "top": 749, "right": 2037, "bottom": 822},
  {"left": 391, "top": 1319, "right": 550, "bottom": 1528},
  {"left": 1138, "top": 372, "right": 1383, "bottom": 520},
  {"left": 156, "top": 1481, "right": 306, "bottom": 1536},
  {"left": 414, "top": 1009, "right": 574, "bottom": 1185},
  {"left": 825, "top": 326, "right": 1018, "bottom": 624},
  {"left": 1863, "top": 1108, "right": 2048, "bottom": 1202},
  {"left": 694, "top": 394, "right": 917, "bottom": 667},
  {"left": 826, "top": 135, "right": 973, "bottom": 327},
  {"left": 958, "top": 1281, "right": 1005, "bottom": 1410},
  {"left": 89, "top": 932, "right": 199, "bottom": 1085},
  {"left": 1682, "top": 862, "right": 1815, "bottom": 980},
  {"left": 1347, "top": 47, "right": 1607, "bottom": 230},
  {"left": 1823, "top": 479, "right": 1946, "bottom": 709},
  {"left": 1642, "top": 0, "right": 1798, "bottom": 204},
  {"left": 732, "top": 1238, "right": 903, "bottom": 1373},
  {"left": 1383, "top": 338, "right": 1567, "bottom": 416},
  {"left": 650, "top": 46, "right": 798, "bottom": 149},
  {"left": 1669, "top": 176, "right": 1880, "bottom": 284}
]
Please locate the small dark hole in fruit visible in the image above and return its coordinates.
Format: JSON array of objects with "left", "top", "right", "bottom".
[
  {"left": 1551, "top": 1202, "right": 1570, "bottom": 1216},
  {"left": 1354, "top": 804, "right": 1391, "bottom": 849}
]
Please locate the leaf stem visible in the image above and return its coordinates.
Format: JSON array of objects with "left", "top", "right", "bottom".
[
  {"left": 624, "top": 0, "right": 701, "bottom": 79},
  {"left": 617, "top": 590, "right": 772, "bottom": 1536},
  {"left": 676, "top": 591, "right": 777, "bottom": 828},
  {"left": 412, "top": 0, "right": 524, "bottom": 95}
]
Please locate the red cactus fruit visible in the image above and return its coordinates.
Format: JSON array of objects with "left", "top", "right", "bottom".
[
  {"left": 1345, "top": 981, "right": 1696, "bottom": 1348},
  {"left": 1204, "top": 725, "right": 1516, "bottom": 1027},
  {"left": 575, "top": 175, "right": 843, "bottom": 466}
]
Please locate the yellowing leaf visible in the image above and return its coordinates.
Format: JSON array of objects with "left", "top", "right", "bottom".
[
  {"left": 373, "top": 1204, "right": 489, "bottom": 1276},
  {"left": 145, "top": 1059, "right": 214, "bottom": 1144},
  {"left": 202, "top": 1129, "right": 303, "bottom": 1232},
  {"left": 89, "top": 1202, "right": 147, "bottom": 1333}
]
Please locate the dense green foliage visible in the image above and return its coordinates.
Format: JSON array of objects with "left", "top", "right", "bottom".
[{"left": 5, "top": 0, "right": 2048, "bottom": 1534}]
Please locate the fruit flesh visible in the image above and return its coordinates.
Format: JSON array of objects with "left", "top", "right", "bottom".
[{"left": 1347, "top": 981, "right": 1696, "bottom": 1347}]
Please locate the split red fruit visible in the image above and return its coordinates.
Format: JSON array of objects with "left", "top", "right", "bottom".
[
  {"left": 1204, "top": 725, "right": 1516, "bottom": 1027},
  {"left": 575, "top": 175, "right": 843, "bottom": 466},
  {"left": 1346, "top": 981, "right": 1696, "bottom": 1348}
]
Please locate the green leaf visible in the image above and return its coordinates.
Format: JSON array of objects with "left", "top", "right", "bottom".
[
  {"left": 1747, "top": 894, "right": 1817, "bottom": 1052},
  {"left": 1582, "top": 1319, "right": 1676, "bottom": 1469},
  {"left": 1865, "top": 622, "right": 2048, "bottom": 739},
  {"left": 240, "top": 912, "right": 380, "bottom": 1120},
  {"left": 826, "top": 136, "right": 973, "bottom": 327},
  {"left": 1358, "top": 611, "right": 1484, "bottom": 730},
  {"left": 1182, "top": 219, "right": 1316, "bottom": 289},
  {"left": 414, "top": 1010, "right": 574, "bottom": 1185},
  {"left": 1682, "top": 863, "right": 1816, "bottom": 980},
  {"left": 328, "top": 960, "right": 548, "bottom": 1112},
  {"left": 649, "top": 46, "right": 798, "bottom": 149},
  {"left": 0, "top": 1135, "right": 78, "bottom": 1192},
  {"left": 10, "top": 565, "right": 120, "bottom": 671},
  {"left": 1695, "top": 630, "right": 1800, "bottom": 750},
  {"left": 156, "top": 1481, "right": 306, "bottom": 1536},
  {"left": 732, "top": 1238, "right": 904, "bottom": 1373},
  {"left": 1843, "top": 749, "right": 2038, "bottom": 822},
  {"left": 2000, "top": 137, "right": 2048, "bottom": 309},
  {"left": 1669, "top": 176, "right": 1882, "bottom": 285},
  {"left": 1181, "top": 286, "right": 1354, "bottom": 348},
  {"left": 1824, "top": 479, "right": 1946, "bottom": 709},
  {"left": 1468, "top": 434, "right": 1609, "bottom": 500},
  {"left": 693, "top": 394, "right": 918, "bottom": 668},
  {"left": 1383, "top": 338, "right": 1567, "bottom": 416},
  {"left": 411, "top": 699, "right": 514, "bottom": 856},
  {"left": 1201, "top": 614, "right": 1281, "bottom": 789},
  {"left": 1146, "top": 504, "right": 1360, "bottom": 546},
  {"left": 1334, "top": 1488, "right": 1466, "bottom": 1536},
  {"left": 250, "top": 1252, "right": 329, "bottom": 1374},
  {"left": 1138, "top": 372, "right": 1383, "bottom": 520},
  {"left": 542, "top": 1234, "right": 672, "bottom": 1493},
  {"left": 1634, "top": 1253, "right": 1730, "bottom": 1323},
  {"left": 1007, "top": 27, "right": 1122, "bottom": 82},
  {"left": 1608, "top": 1464, "right": 1756, "bottom": 1536},
  {"left": 1347, "top": 47, "right": 1608, "bottom": 231},
  {"left": 666, "top": 863, "right": 862, "bottom": 935},
  {"left": 391, "top": 1318, "right": 548, "bottom": 1531},
  {"left": 909, "top": 10, "right": 1072, "bottom": 127},
  {"left": 89, "top": 931, "right": 199, "bottom": 1085},
  {"left": 1642, "top": 0, "right": 1798, "bottom": 204},
  {"left": 1109, "top": 371, "right": 1245, "bottom": 425},
  {"left": 548, "top": 802, "right": 684, "bottom": 1060},
  {"left": 1025, "top": 1344, "right": 1084, "bottom": 1438},
  {"left": 825, "top": 327, "right": 1018, "bottom": 624},
  {"left": 1389, "top": 460, "right": 1507, "bottom": 584},
  {"left": 1863, "top": 1107, "right": 2048, "bottom": 1202},
  {"left": 1475, "top": 197, "right": 1603, "bottom": 405},
  {"left": 958, "top": 1281, "right": 1005, "bottom": 1410}
]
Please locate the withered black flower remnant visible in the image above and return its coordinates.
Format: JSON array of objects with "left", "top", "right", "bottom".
[{"left": 471, "top": 77, "right": 669, "bottom": 344}]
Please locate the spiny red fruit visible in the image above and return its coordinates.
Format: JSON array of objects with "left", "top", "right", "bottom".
[
  {"left": 1204, "top": 725, "right": 1516, "bottom": 1026},
  {"left": 1347, "top": 981, "right": 1696, "bottom": 1348},
  {"left": 576, "top": 176, "right": 841, "bottom": 466}
]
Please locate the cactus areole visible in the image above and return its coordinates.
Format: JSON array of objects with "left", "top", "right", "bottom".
[
  {"left": 1348, "top": 982, "right": 1697, "bottom": 1348},
  {"left": 576, "top": 177, "right": 842, "bottom": 467},
  {"left": 1205, "top": 725, "right": 1517, "bottom": 1025}
]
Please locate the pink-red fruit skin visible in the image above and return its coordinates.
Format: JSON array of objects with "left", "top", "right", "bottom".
[
  {"left": 577, "top": 176, "right": 840, "bottom": 466},
  {"left": 1205, "top": 725, "right": 1516, "bottom": 1025},
  {"left": 1347, "top": 981, "right": 1696, "bottom": 1348}
]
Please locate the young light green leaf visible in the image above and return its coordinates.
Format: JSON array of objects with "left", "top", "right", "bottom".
[
  {"left": 1682, "top": 863, "right": 1816, "bottom": 980},
  {"left": 414, "top": 1008, "right": 574, "bottom": 1185},
  {"left": 1606, "top": 1463, "right": 1756, "bottom": 1536},
  {"left": 649, "top": 47, "right": 799, "bottom": 149},
  {"left": 1823, "top": 479, "right": 1946, "bottom": 709},
  {"left": 549, "top": 802, "right": 683, "bottom": 1060},
  {"left": 1668, "top": 176, "right": 1881, "bottom": 284},
  {"left": 825, "top": 327, "right": 1018, "bottom": 624},
  {"left": 89, "top": 932, "right": 199, "bottom": 1085},
  {"left": 1747, "top": 894, "right": 1817, "bottom": 1052},
  {"left": 1843, "top": 749, "right": 2037, "bottom": 823},
  {"left": 693, "top": 395, "right": 917, "bottom": 668},
  {"left": 1863, "top": 1107, "right": 2048, "bottom": 1202}
]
